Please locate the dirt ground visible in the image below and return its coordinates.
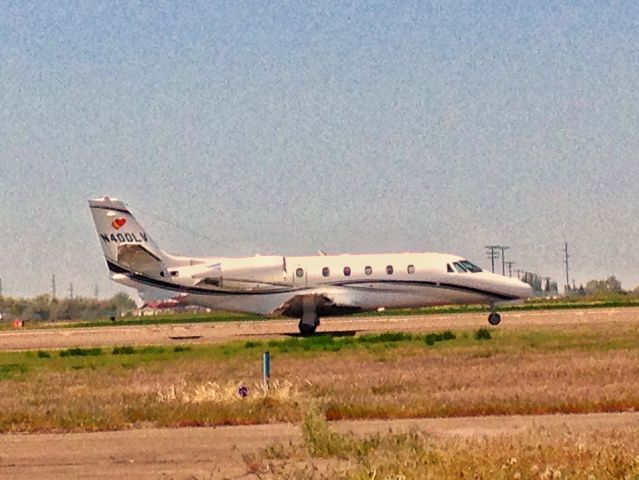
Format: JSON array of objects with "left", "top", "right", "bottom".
[
  {"left": 0, "top": 306, "right": 637, "bottom": 351},
  {"left": 1, "top": 412, "right": 637, "bottom": 480}
]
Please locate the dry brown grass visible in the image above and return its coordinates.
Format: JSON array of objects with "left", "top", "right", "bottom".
[
  {"left": 255, "top": 411, "right": 639, "bottom": 479},
  {"left": 0, "top": 322, "right": 638, "bottom": 432}
]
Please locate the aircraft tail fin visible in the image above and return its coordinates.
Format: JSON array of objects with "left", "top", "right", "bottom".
[{"left": 88, "top": 197, "right": 168, "bottom": 277}]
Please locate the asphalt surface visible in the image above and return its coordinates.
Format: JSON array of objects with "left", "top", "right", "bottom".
[
  {"left": 1, "top": 412, "right": 637, "bottom": 479},
  {"left": 0, "top": 306, "right": 637, "bottom": 351}
]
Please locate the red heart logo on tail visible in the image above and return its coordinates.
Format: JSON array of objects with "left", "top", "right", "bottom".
[{"left": 112, "top": 218, "right": 127, "bottom": 230}]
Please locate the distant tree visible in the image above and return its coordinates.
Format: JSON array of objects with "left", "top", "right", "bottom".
[
  {"left": 108, "top": 292, "right": 136, "bottom": 316},
  {"left": 1, "top": 292, "right": 137, "bottom": 322},
  {"left": 585, "top": 276, "right": 624, "bottom": 296}
]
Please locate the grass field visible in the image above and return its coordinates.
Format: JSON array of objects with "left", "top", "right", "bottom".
[
  {"left": 248, "top": 410, "right": 639, "bottom": 479},
  {"left": 0, "top": 319, "right": 638, "bottom": 433}
]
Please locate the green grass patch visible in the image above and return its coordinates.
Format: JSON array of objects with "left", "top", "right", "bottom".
[
  {"left": 112, "top": 346, "right": 136, "bottom": 355},
  {"left": 59, "top": 347, "right": 103, "bottom": 357},
  {"left": 475, "top": 328, "right": 492, "bottom": 340},
  {"left": 140, "top": 346, "right": 166, "bottom": 354},
  {"left": 424, "top": 330, "right": 456, "bottom": 345},
  {"left": 0, "top": 363, "right": 27, "bottom": 380},
  {"left": 36, "top": 350, "right": 51, "bottom": 358}
]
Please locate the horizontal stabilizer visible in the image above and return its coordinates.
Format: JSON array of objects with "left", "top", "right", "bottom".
[{"left": 117, "top": 244, "right": 163, "bottom": 275}]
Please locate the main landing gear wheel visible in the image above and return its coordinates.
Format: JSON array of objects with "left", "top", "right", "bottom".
[
  {"left": 299, "top": 296, "right": 320, "bottom": 336},
  {"left": 298, "top": 321, "right": 317, "bottom": 336},
  {"left": 488, "top": 312, "right": 501, "bottom": 326}
]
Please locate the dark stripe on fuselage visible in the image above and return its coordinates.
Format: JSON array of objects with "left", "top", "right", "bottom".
[
  {"left": 105, "top": 260, "right": 519, "bottom": 301},
  {"left": 329, "top": 279, "right": 519, "bottom": 302},
  {"left": 91, "top": 205, "right": 131, "bottom": 215}
]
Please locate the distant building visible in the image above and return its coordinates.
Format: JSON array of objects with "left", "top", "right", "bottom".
[
  {"left": 519, "top": 271, "right": 559, "bottom": 297},
  {"left": 132, "top": 302, "right": 211, "bottom": 317}
]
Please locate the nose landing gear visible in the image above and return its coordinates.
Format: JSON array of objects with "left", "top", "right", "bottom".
[{"left": 487, "top": 303, "right": 501, "bottom": 326}]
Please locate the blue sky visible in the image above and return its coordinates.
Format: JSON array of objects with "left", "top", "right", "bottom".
[{"left": 1, "top": 1, "right": 638, "bottom": 297}]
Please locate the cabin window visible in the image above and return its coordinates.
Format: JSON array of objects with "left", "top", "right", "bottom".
[
  {"left": 447, "top": 264, "right": 454, "bottom": 273},
  {"left": 365, "top": 266, "right": 373, "bottom": 275},
  {"left": 407, "top": 265, "right": 415, "bottom": 274},
  {"left": 170, "top": 271, "right": 179, "bottom": 277},
  {"left": 343, "top": 266, "right": 351, "bottom": 276},
  {"left": 296, "top": 268, "right": 304, "bottom": 278},
  {"left": 386, "top": 265, "right": 394, "bottom": 275},
  {"left": 322, "top": 267, "right": 330, "bottom": 277},
  {"left": 453, "top": 262, "right": 467, "bottom": 273}
]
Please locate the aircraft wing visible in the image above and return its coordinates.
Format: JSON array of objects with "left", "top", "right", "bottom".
[{"left": 273, "top": 289, "right": 363, "bottom": 318}]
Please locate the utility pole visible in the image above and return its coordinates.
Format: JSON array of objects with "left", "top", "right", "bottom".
[
  {"left": 498, "top": 246, "right": 510, "bottom": 276},
  {"left": 50, "top": 273, "right": 57, "bottom": 322},
  {"left": 485, "top": 246, "right": 500, "bottom": 273},
  {"left": 563, "top": 242, "right": 570, "bottom": 294},
  {"left": 0, "top": 277, "right": 3, "bottom": 297},
  {"left": 94, "top": 284, "right": 99, "bottom": 301},
  {"left": 69, "top": 283, "right": 74, "bottom": 300},
  {"left": 505, "top": 261, "right": 515, "bottom": 278}
]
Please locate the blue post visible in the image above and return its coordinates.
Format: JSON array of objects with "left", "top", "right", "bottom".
[{"left": 262, "top": 351, "right": 271, "bottom": 392}]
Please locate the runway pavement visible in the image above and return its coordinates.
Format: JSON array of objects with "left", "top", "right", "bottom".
[
  {"left": 0, "top": 307, "right": 638, "bottom": 351},
  {"left": 1, "top": 412, "right": 638, "bottom": 479}
]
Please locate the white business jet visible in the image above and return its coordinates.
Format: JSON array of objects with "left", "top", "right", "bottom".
[{"left": 89, "top": 197, "right": 531, "bottom": 335}]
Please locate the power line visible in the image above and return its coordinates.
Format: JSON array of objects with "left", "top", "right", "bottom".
[{"left": 128, "top": 203, "right": 218, "bottom": 243}]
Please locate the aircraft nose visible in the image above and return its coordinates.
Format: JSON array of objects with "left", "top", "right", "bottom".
[{"left": 510, "top": 278, "right": 533, "bottom": 299}]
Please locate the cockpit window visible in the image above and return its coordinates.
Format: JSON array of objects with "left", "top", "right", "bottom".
[
  {"left": 460, "top": 260, "right": 482, "bottom": 273},
  {"left": 447, "top": 264, "right": 454, "bottom": 273},
  {"left": 453, "top": 262, "right": 467, "bottom": 273}
]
